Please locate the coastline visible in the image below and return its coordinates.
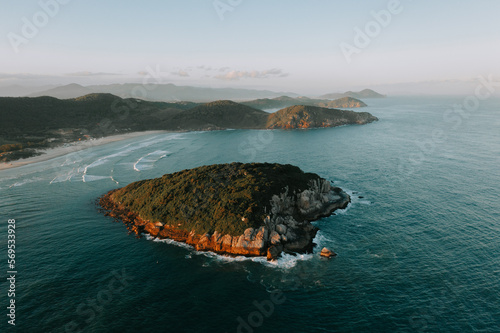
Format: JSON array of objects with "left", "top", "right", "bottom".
[{"left": 0, "top": 130, "right": 167, "bottom": 171}]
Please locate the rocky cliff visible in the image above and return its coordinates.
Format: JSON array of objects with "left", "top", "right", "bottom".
[
  {"left": 266, "top": 105, "right": 378, "bottom": 129},
  {"left": 99, "top": 163, "right": 350, "bottom": 260}
]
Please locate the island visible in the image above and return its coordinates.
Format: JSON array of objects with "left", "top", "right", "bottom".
[
  {"left": 99, "top": 163, "right": 350, "bottom": 260},
  {"left": 319, "top": 88, "right": 386, "bottom": 99}
]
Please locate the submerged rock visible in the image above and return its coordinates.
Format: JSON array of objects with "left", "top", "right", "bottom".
[{"left": 99, "top": 163, "right": 350, "bottom": 260}]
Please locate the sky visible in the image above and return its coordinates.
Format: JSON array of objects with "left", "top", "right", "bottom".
[{"left": 1, "top": 0, "right": 500, "bottom": 95}]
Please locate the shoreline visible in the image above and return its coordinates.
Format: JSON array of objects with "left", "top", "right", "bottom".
[{"left": 0, "top": 130, "right": 166, "bottom": 171}]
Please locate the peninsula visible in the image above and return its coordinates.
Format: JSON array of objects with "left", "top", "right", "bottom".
[
  {"left": 99, "top": 163, "right": 350, "bottom": 260},
  {"left": 0, "top": 94, "right": 377, "bottom": 163}
]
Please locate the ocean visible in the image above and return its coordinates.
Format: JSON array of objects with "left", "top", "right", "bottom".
[{"left": 1, "top": 96, "right": 499, "bottom": 332}]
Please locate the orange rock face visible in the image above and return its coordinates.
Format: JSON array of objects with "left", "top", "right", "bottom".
[
  {"left": 100, "top": 194, "right": 271, "bottom": 257},
  {"left": 99, "top": 172, "right": 351, "bottom": 261},
  {"left": 266, "top": 105, "right": 377, "bottom": 129},
  {"left": 320, "top": 247, "right": 337, "bottom": 258}
]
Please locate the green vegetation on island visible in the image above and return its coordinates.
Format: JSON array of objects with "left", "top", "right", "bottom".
[
  {"left": 104, "top": 163, "right": 320, "bottom": 236},
  {"left": 100, "top": 162, "right": 351, "bottom": 259}
]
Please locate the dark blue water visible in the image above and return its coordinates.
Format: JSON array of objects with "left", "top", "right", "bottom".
[{"left": 1, "top": 96, "right": 499, "bottom": 332}]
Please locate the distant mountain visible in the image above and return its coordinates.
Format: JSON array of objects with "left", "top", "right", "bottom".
[
  {"left": 27, "top": 83, "right": 92, "bottom": 99},
  {"left": 266, "top": 105, "right": 378, "bottom": 129},
  {"left": 320, "top": 89, "right": 385, "bottom": 99},
  {"left": 27, "top": 83, "right": 299, "bottom": 102},
  {"left": 0, "top": 84, "right": 57, "bottom": 97},
  {"left": 242, "top": 96, "right": 367, "bottom": 110}
]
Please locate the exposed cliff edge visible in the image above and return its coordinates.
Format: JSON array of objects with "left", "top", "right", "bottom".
[
  {"left": 266, "top": 105, "right": 378, "bottom": 129},
  {"left": 99, "top": 163, "right": 350, "bottom": 260}
]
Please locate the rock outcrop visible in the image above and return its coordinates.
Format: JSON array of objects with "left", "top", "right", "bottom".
[
  {"left": 99, "top": 163, "right": 350, "bottom": 260},
  {"left": 320, "top": 247, "right": 337, "bottom": 258},
  {"left": 266, "top": 105, "right": 378, "bottom": 129}
]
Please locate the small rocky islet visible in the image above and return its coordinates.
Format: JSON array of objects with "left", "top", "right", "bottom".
[{"left": 99, "top": 163, "right": 350, "bottom": 260}]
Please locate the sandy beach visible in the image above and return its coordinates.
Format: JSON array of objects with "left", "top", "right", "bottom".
[{"left": 0, "top": 131, "right": 166, "bottom": 171}]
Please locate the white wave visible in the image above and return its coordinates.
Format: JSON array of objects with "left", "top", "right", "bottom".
[
  {"left": 50, "top": 169, "right": 79, "bottom": 184},
  {"left": 82, "top": 137, "right": 155, "bottom": 173},
  {"left": 192, "top": 248, "right": 315, "bottom": 269},
  {"left": 82, "top": 175, "right": 114, "bottom": 182},
  {"left": 62, "top": 153, "right": 85, "bottom": 165},
  {"left": 133, "top": 133, "right": 183, "bottom": 149},
  {"left": 195, "top": 251, "right": 256, "bottom": 263},
  {"left": 311, "top": 230, "right": 332, "bottom": 251},
  {"left": 144, "top": 234, "right": 194, "bottom": 250},
  {"left": 331, "top": 188, "right": 371, "bottom": 215},
  {"left": 8, "top": 177, "right": 44, "bottom": 188},
  {"left": 0, "top": 175, "right": 21, "bottom": 183},
  {"left": 334, "top": 201, "right": 352, "bottom": 215},
  {"left": 133, "top": 150, "right": 169, "bottom": 172},
  {"left": 82, "top": 133, "right": 181, "bottom": 178},
  {"left": 251, "top": 252, "right": 314, "bottom": 269},
  {"left": 142, "top": 232, "right": 315, "bottom": 269},
  {"left": 81, "top": 148, "right": 136, "bottom": 181}
]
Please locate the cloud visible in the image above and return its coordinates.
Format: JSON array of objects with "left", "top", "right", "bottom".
[
  {"left": 171, "top": 70, "right": 190, "bottom": 77},
  {"left": 66, "top": 71, "right": 121, "bottom": 77},
  {"left": 215, "top": 68, "right": 289, "bottom": 81}
]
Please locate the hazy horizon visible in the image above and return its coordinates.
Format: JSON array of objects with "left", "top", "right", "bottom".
[{"left": 1, "top": 0, "right": 499, "bottom": 96}]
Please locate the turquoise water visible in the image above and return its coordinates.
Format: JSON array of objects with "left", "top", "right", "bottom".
[{"left": 1, "top": 96, "right": 499, "bottom": 332}]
